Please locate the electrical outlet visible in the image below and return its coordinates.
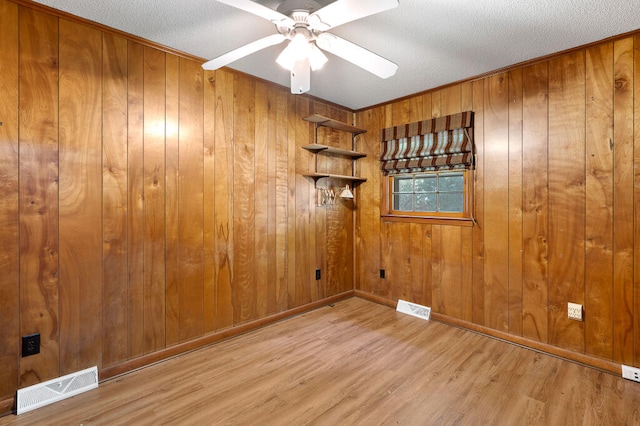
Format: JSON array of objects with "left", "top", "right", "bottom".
[
  {"left": 567, "top": 302, "right": 583, "bottom": 321},
  {"left": 622, "top": 365, "right": 640, "bottom": 383},
  {"left": 22, "top": 333, "right": 40, "bottom": 357}
]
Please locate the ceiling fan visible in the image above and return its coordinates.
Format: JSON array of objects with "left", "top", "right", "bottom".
[{"left": 202, "top": 0, "right": 399, "bottom": 94}]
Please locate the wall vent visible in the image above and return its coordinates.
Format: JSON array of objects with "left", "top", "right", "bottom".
[
  {"left": 17, "top": 366, "right": 98, "bottom": 415},
  {"left": 396, "top": 299, "right": 431, "bottom": 321}
]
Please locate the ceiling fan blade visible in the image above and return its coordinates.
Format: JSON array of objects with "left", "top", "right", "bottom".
[
  {"left": 202, "top": 34, "right": 286, "bottom": 70},
  {"left": 215, "top": 0, "right": 295, "bottom": 27},
  {"left": 316, "top": 33, "right": 397, "bottom": 79},
  {"left": 290, "top": 58, "right": 311, "bottom": 94},
  {"left": 308, "top": 0, "right": 399, "bottom": 31}
]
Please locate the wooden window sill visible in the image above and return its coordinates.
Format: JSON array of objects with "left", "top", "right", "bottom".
[{"left": 381, "top": 214, "right": 474, "bottom": 227}]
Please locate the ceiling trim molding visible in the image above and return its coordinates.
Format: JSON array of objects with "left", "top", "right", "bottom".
[
  {"left": 11, "top": 0, "right": 205, "bottom": 62},
  {"left": 12, "top": 0, "right": 639, "bottom": 113},
  {"left": 356, "top": 26, "right": 640, "bottom": 113}
]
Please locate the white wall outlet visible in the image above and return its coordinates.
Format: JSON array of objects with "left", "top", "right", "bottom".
[
  {"left": 622, "top": 365, "right": 640, "bottom": 383},
  {"left": 567, "top": 302, "right": 583, "bottom": 321}
]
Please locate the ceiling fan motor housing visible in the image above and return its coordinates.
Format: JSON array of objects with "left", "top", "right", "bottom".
[{"left": 276, "top": 0, "right": 323, "bottom": 16}]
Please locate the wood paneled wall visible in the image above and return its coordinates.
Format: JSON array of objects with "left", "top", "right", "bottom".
[
  {"left": 356, "top": 34, "right": 640, "bottom": 369},
  {"left": 0, "top": 0, "right": 355, "bottom": 409},
  {"left": 3, "top": 0, "right": 640, "bottom": 414}
]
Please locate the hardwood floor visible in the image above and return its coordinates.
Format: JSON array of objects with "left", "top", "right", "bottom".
[{"left": 2, "top": 297, "right": 640, "bottom": 425}]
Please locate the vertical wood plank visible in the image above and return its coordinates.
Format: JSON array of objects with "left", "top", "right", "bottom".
[
  {"left": 409, "top": 222, "right": 424, "bottom": 303},
  {"left": 58, "top": 19, "right": 104, "bottom": 374},
  {"left": 548, "top": 51, "right": 586, "bottom": 353},
  {"left": 612, "top": 37, "right": 634, "bottom": 364},
  {"left": 471, "top": 79, "right": 485, "bottom": 325},
  {"left": 429, "top": 94, "right": 443, "bottom": 310},
  {"left": 178, "top": 58, "right": 204, "bottom": 341},
  {"left": 410, "top": 94, "right": 432, "bottom": 305},
  {"left": 295, "top": 96, "right": 311, "bottom": 306},
  {"left": 371, "top": 106, "right": 384, "bottom": 300},
  {"left": 265, "top": 85, "right": 279, "bottom": 314},
  {"left": 508, "top": 68, "right": 524, "bottom": 336},
  {"left": 387, "top": 221, "right": 412, "bottom": 302},
  {"left": 214, "top": 70, "right": 234, "bottom": 330},
  {"left": 355, "top": 105, "right": 384, "bottom": 298},
  {"left": 126, "top": 40, "right": 145, "bottom": 358},
  {"left": 439, "top": 87, "right": 463, "bottom": 318},
  {"left": 164, "top": 53, "right": 180, "bottom": 347},
  {"left": 255, "top": 83, "right": 270, "bottom": 317},
  {"left": 233, "top": 74, "right": 257, "bottom": 323},
  {"left": 203, "top": 70, "right": 216, "bottom": 333},
  {"left": 325, "top": 187, "right": 340, "bottom": 298},
  {"left": 460, "top": 83, "right": 474, "bottom": 322},
  {"left": 0, "top": 0, "right": 19, "bottom": 397},
  {"left": 143, "top": 46, "right": 166, "bottom": 353},
  {"left": 431, "top": 225, "right": 443, "bottom": 312},
  {"left": 275, "top": 88, "right": 289, "bottom": 312},
  {"left": 287, "top": 93, "right": 297, "bottom": 308},
  {"left": 441, "top": 226, "right": 462, "bottom": 319},
  {"left": 18, "top": 7, "right": 60, "bottom": 386},
  {"left": 422, "top": 224, "right": 433, "bottom": 309},
  {"left": 379, "top": 104, "right": 393, "bottom": 302},
  {"left": 312, "top": 103, "right": 328, "bottom": 300},
  {"left": 584, "top": 43, "right": 614, "bottom": 360},
  {"left": 102, "top": 33, "right": 129, "bottom": 367},
  {"left": 441, "top": 85, "right": 461, "bottom": 116},
  {"left": 483, "top": 73, "right": 510, "bottom": 332},
  {"left": 355, "top": 108, "right": 375, "bottom": 294},
  {"left": 326, "top": 107, "right": 352, "bottom": 295},
  {"left": 522, "top": 62, "right": 549, "bottom": 343},
  {"left": 633, "top": 34, "right": 640, "bottom": 366}
]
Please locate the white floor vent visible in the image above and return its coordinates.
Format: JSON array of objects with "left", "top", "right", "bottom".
[
  {"left": 17, "top": 366, "right": 98, "bottom": 415},
  {"left": 396, "top": 299, "right": 431, "bottom": 321}
]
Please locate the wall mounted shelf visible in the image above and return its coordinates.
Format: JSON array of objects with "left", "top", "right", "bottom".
[
  {"left": 302, "top": 144, "right": 367, "bottom": 159},
  {"left": 303, "top": 113, "right": 367, "bottom": 135},
  {"left": 303, "top": 172, "right": 367, "bottom": 183},
  {"left": 302, "top": 114, "right": 367, "bottom": 184}
]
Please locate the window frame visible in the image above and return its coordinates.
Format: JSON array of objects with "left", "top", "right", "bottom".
[{"left": 381, "top": 170, "right": 474, "bottom": 226}]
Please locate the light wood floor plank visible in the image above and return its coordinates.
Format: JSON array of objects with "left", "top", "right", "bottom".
[{"left": 2, "top": 297, "right": 640, "bottom": 425}]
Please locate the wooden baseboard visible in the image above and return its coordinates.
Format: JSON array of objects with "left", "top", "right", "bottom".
[
  {"left": 0, "top": 397, "right": 15, "bottom": 417},
  {"left": 100, "top": 291, "right": 355, "bottom": 381},
  {"left": 353, "top": 290, "right": 622, "bottom": 376}
]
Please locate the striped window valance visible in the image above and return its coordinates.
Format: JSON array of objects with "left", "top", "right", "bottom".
[{"left": 380, "top": 111, "right": 474, "bottom": 175}]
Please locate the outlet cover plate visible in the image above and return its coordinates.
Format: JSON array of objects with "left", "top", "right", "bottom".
[
  {"left": 622, "top": 365, "right": 640, "bottom": 383},
  {"left": 568, "top": 302, "right": 583, "bottom": 321},
  {"left": 22, "top": 333, "right": 40, "bottom": 357}
]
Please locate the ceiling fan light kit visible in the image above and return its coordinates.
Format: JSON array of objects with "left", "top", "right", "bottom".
[{"left": 203, "top": 0, "right": 399, "bottom": 94}]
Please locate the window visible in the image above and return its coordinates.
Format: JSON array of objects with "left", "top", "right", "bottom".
[
  {"left": 379, "top": 110, "right": 475, "bottom": 225},
  {"left": 383, "top": 170, "right": 473, "bottom": 224}
]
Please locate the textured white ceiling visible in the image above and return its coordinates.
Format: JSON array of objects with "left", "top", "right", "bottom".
[{"left": 33, "top": 0, "right": 640, "bottom": 110}]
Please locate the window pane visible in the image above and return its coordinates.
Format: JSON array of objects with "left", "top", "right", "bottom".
[
  {"left": 439, "top": 173, "right": 464, "bottom": 192},
  {"left": 390, "top": 171, "right": 468, "bottom": 217},
  {"left": 415, "top": 193, "right": 437, "bottom": 212},
  {"left": 414, "top": 175, "right": 436, "bottom": 192},
  {"left": 439, "top": 192, "right": 464, "bottom": 212},
  {"left": 395, "top": 177, "right": 413, "bottom": 193},
  {"left": 394, "top": 194, "right": 413, "bottom": 211}
]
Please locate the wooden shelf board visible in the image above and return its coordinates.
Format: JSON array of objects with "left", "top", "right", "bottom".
[
  {"left": 303, "top": 173, "right": 367, "bottom": 183},
  {"left": 303, "top": 114, "right": 366, "bottom": 135},
  {"left": 302, "top": 144, "right": 367, "bottom": 159}
]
